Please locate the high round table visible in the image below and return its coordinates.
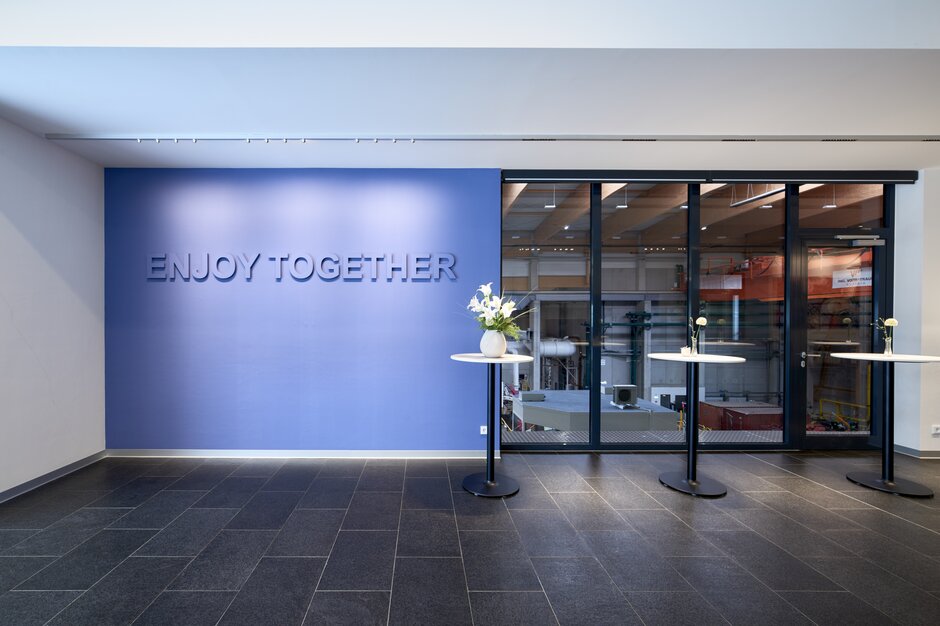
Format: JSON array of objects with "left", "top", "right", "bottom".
[
  {"left": 831, "top": 352, "right": 940, "bottom": 498},
  {"left": 451, "top": 353, "right": 534, "bottom": 497},
  {"left": 649, "top": 352, "right": 746, "bottom": 497}
]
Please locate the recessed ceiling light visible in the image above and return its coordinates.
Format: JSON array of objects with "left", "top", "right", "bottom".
[
  {"left": 680, "top": 204, "right": 689, "bottom": 209},
  {"left": 671, "top": 236, "right": 681, "bottom": 239},
  {"left": 717, "top": 235, "right": 727, "bottom": 240},
  {"left": 612, "top": 235, "right": 622, "bottom": 240},
  {"left": 565, "top": 235, "right": 574, "bottom": 239},
  {"left": 760, "top": 204, "right": 773, "bottom": 209},
  {"left": 563, "top": 225, "right": 570, "bottom": 230},
  {"left": 701, "top": 226, "right": 708, "bottom": 231},
  {"left": 511, "top": 235, "right": 521, "bottom": 240}
]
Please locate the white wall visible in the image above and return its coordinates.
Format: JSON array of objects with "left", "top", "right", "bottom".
[
  {"left": 0, "top": 117, "right": 104, "bottom": 493},
  {"left": 894, "top": 168, "right": 940, "bottom": 455}
]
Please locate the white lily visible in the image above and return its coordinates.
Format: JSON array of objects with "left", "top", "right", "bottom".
[
  {"left": 479, "top": 282, "right": 492, "bottom": 297},
  {"left": 884, "top": 318, "right": 898, "bottom": 327},
  {"left": 467, "top": 296, "right": 481, "bottom": 311},
  {"left": 501, "top": 301, "right": 515, "bottom": 318}
]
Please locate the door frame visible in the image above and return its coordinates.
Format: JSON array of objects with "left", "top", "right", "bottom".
[{"left": 786, "top": 187, "right": 894, "bottom": 450}]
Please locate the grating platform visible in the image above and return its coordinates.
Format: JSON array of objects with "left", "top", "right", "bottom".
[{"left": 502, "top": 429, "right": 784, "bottom": 445}]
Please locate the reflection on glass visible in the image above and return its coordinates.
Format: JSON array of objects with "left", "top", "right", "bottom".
[
  {"left": 501, "top": 183, "right": 590, "bottom": 444},
  {"left": 600, "top": 184, "right": 687, "bottom": 444},
  {"left": 799, "top": 183, "right": 883, "bottom": 229},
  {"left": 804, "top": 247, "right": 874, "bottom": 435},
  {"left": 699, "top": 184, "right": 785, "bottom": 443}
]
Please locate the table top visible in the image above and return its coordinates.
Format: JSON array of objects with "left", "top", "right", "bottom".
[
  {"left": 648, "top": 352, "right": 746, "bottom": 364},
  {"left": 830, "top": 352, "right": 940, "bottom": 363},
  {"left": 451, "top": 353, "right": 535, "bottom": 364}
]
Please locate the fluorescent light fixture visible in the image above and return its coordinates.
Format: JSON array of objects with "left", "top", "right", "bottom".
[
  {"left": 680, "top": 204, "right": 689, "bottom": 209},
  {"left": 760, "top": 204, "right": 773, "bottom": 209},
  {"left": 729, "top": 185, "right": 785, "bottom": 208},
  {"left": 822, "top": 203, "right": 837, "bottom": 209},
  {"left": 511, "top": 235, "right": 521, "bottom": 239},
  {"left": 612, "top": 235, "right": 622, "bottom": 240}
]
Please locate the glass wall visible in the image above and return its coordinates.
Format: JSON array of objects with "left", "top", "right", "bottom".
[
  {"left": 599, "top": 184, "right": 687, "bottom": 443},
  {"left": 698, "top": 184, "right": 785, "bottom": 443},
  {"left": 501, "top": 183, "right": 591, "bottom": 444},
  {"left": 499, "top": 177, "right": 894, "bottom": 451}
]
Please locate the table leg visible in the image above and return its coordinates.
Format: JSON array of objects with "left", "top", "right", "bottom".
[
  {"left": 659, "top": 361, "right": 727, "bottom": 498},
  {"left": 846, "top": 361, "right": 933, "bottom": 498},
  {"left": 463, "top": 363, "right": 520, "bottom": 498}
]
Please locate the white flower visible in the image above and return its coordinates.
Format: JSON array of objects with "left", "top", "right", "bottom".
[
  {"left": 479, "top": 282, "right": 493, "bottom": 297},
  {"left": 695, "top": 316, "right": 708, "bottom": 326},
  {"left": 467, "top": 296, "right": 481, "bottom": 311},
  {"left": 501, "top": 301, "right": 515, "bottom": 318},
  {"left": 884, "top": 318, "right": 898, "bottom": 327},
  {"left": 490, "top": 295, "right": 503, "bottom": 310}
]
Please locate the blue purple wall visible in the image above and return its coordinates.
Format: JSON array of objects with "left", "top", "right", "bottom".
[{"left": 105, "top": 169, "right": 500, "bottom": 450}]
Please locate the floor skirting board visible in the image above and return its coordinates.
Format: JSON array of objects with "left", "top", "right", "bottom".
[
  {"left": 107, "top": 449, "right": 489, "bottom": 459},
  {"left": 894, "top": 444, "right": 940, "bottom": 459},
  {"left": 0, "top": 450, "right": 106, "bottom": 504}
]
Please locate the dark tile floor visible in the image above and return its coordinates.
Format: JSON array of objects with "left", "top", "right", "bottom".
[{"left": 0, "top": 452, "right": 939, "bottom": 625}]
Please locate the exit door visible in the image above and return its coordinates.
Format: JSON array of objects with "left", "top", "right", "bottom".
[{"left": 793, "top": 238, "right": 885, "bottom": 449}]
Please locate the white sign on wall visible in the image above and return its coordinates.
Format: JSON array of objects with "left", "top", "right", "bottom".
[{"left": 832, "top": 267, "right": 872, "bottom": 289}]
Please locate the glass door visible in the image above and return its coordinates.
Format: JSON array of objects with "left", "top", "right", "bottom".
[{"left": 796, "top": 240, "right": 882, "bottom": 448}]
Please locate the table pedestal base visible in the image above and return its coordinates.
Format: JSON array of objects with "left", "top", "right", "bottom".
[
  {"left": 659, "top": 471, "right": 727, "bottom": 498},
  {"left": 846, "top": 471, "right": 934, "bottom": 498},
  {"left": 462, "top": 473, "right": 520, "bottom": 498}
]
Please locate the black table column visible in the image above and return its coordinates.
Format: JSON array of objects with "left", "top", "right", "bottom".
[
  {"left": 463, "top": 363, "right": 520, "bottom": 498},
  {"left": 658, "top": 361, "right": 727, "bottom": 498},
  {"left": 846, "top": 360, "right": 933, "bottom": 498}
]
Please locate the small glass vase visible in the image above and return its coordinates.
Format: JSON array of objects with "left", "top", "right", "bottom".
[
  {"left": 690, "top": 336, "right": 699, "bottom": 356},
  {"left": 884, "top": 335, "right": 893, "bottom": 356}
]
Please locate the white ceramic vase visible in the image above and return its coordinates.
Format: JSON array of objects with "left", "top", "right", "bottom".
[{"left": 480, "top": 330, "right": 507, "bottom": 358}]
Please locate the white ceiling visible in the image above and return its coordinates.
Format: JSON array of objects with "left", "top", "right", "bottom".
[
  {"left": 2, "top": 3, "right": 939, "bottom": 170},
  {"left": 4, "top": 0, "right": 940, "bottom": 49}
]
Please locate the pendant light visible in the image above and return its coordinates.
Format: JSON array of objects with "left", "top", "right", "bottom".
[
  {"left": 823, "top": 185, "right": 838, "bottom": 209},
  {"left": 616, "top": 184, "right": 629, "bottom": 209},
  {"left": 545, "top": 185, "right": 557, "bottom": 209}
]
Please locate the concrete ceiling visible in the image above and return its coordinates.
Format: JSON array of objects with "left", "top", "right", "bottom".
[{"left": 2, "top": 3, "right": 940, "bottom": 169}]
